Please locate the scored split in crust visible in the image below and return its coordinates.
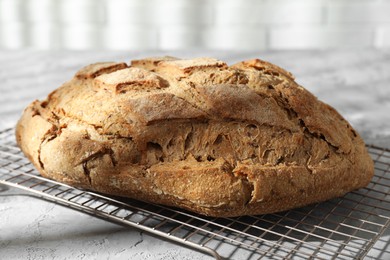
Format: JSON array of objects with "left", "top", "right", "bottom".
[{"left": 16, "top": 56, "right": 374, "bottom": 217}]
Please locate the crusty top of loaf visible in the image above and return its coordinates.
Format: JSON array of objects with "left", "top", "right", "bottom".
[{"left": 41, "top": 56, "right": 355, "bottom": 155}]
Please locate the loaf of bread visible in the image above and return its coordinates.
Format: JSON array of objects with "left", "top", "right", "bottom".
[{"left": 16, "top": 57, "right": 374, "bottom": 217}]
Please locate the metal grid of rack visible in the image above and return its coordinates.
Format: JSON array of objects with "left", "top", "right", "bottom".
[{"left": 1, "top": 127, "right": 389, "bottom": 259}]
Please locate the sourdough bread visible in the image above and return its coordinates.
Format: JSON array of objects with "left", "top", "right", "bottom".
[{"left": 15, "top": 57, "right": 374, "bottom": 217}]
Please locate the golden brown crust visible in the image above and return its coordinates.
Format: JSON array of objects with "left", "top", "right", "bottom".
[
  {"left": 76, "top": 62, "right": 128, "bottom": 79},
  {"left": 16, "top": 57, "right": 374, "bottom": 217},
  {"left": 94, "top": 67, "right": 169, "bottom": 93}
]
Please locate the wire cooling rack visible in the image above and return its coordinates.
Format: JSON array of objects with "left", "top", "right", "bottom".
[{"left": 1, "top": 127, "right": 389, "bottom": 259}]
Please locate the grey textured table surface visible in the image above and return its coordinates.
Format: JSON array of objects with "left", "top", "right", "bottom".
[{"left": 1, "top": 50, "right": 390, "bottom": 259}]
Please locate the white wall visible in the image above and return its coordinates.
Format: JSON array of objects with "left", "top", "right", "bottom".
[{"left": 1, "top": 0, "right": 390, "bottom": 50}]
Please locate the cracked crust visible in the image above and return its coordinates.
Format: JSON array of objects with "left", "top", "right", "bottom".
[{"left": 16, "top": 57, "right": 374, "bottom": 217}]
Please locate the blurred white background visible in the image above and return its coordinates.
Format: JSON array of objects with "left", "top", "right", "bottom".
[{"left": 0, "top": 0, "right": 390, "bottom": 50}]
